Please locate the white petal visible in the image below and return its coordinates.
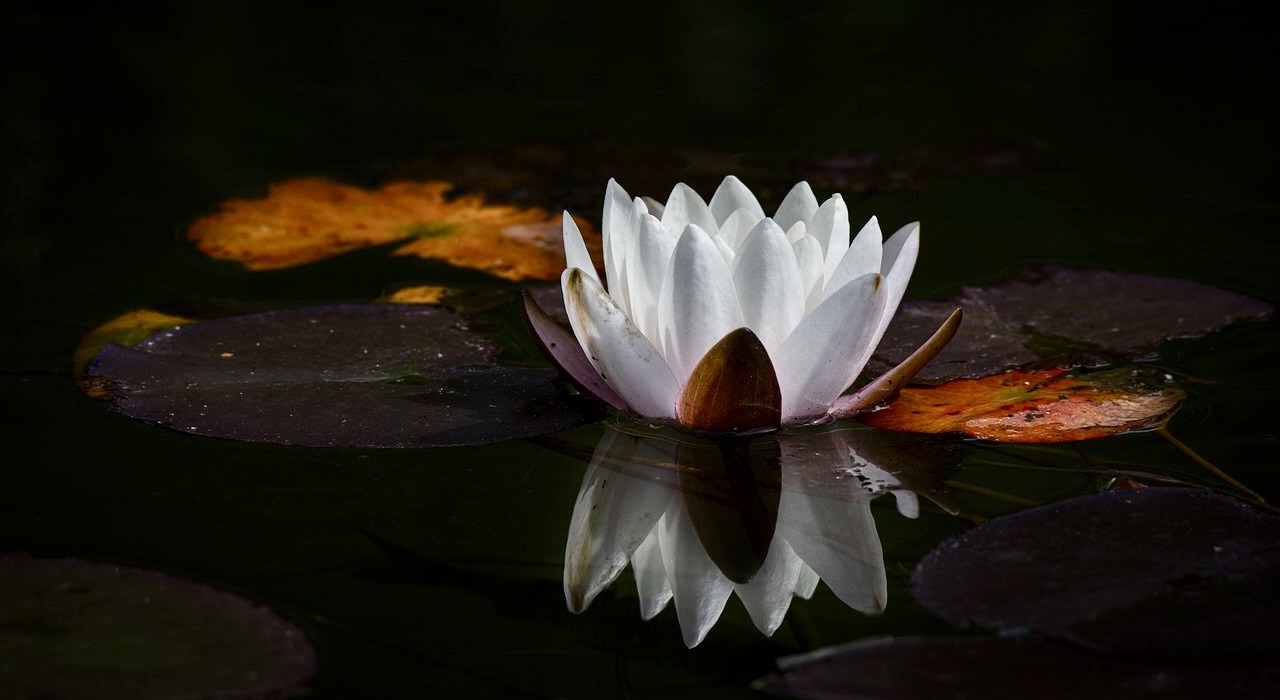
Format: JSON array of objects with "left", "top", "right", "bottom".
[
  {"left": 661, "top": 183, "right": 719, "bottom": 237},
  {"left": 625, "top": 214, "right": 676, "bottom": 343},
  {"left": 708, "top": 175, "right": 765, "bottom": 225},
  {"left": 778, "top": 469, "right": 887, "bottom": 614},
  {"left": 657, "top": 225, "right": 745, "bottom": 385},
  {"left": 633, "top": 526, "right": 672, "bottom": 620},
  {"left": 641, "top": 196, "right": 665, "bottom": 218},
  {"left": 872, "top": 222, "right": 920, "bottom": 348},
  {"left": 602, "top": 179, "right": 633, "bottom": 291},
  {"left": 774, "top": 181, "right": 819, "bottom": 231},
  {"left": 820, "top": 216, "right": 883, "bottom": 305},
  {"left": 893, "top": 490, "right": 920, "bottom": 519},
  {"left": 793, "top": 562, "right": 820, "bottom": 599},
  {"left": 808, "top": 195, "right": 851, "bottom": 282},
  {"left": 563, "top": 430, "right": 679, "bottom": 613},
  {"left": 562, "top": 211, "right": 598, "bottom": 283},
  {"left": 792, "top": 235, "right": 825, "bottom": 306},
  {"left": 734, "top": 539, "right": 803, "bottom": 636},
  {"left": 717, "top": 208, "right": 762, "bottom": 251},
  {"left": 659, "top": 497, "right": 734, "bottom": 648},
  {"left": 713, "top": 236, "right": 735, "bottom": 266},
  {"left": 774, "top": 273, "right": 887, "bottom": 422},
  {"left": 562, "top": 268, "right": 679, "bottom": 419},
  {"left": 785, "top": 220, "right": 807, "bottom": 244},
  {"left": 730, "top": 219, "right": 806, "bottom": 353}
]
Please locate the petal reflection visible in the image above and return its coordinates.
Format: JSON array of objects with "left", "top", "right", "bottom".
[{"left": 561, "top": 423, "right": 963, "bottom": 646}]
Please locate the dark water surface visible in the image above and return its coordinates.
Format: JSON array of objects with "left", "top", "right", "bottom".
[{"left": 4, "top": 2, "right": 1278, "bottom": 697}]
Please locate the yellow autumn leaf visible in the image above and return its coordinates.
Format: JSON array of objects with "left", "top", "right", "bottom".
[
  {"left": 860, "top": 367, "right": 1185, "bottom": 443},
  {"left": 187, "top": 178, "right": 600, "bottom": 281}
]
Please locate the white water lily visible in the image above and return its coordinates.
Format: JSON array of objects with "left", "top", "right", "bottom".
[
  {"left": 524, "top": 176, "right": 959, "bottom": 434},
  {"left": 564, "top": 426, "right": 923, "bottom": 647}
]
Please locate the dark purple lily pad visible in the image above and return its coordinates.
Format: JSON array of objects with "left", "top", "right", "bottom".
[
  {"left": 909, "top": 488, "right": 1280, "bottom": 658},
  {"left": 0, "top": 553, "right": 315, "bottom": 700},
  {"left": 870, "top": 267, "right": 1274, "bottom": 384},
  {"left": 757, "top": 635, "right": 1280, "bottom": 700},
  {"left": 87, "top": 304, "right": 600, "bottom": 447}
]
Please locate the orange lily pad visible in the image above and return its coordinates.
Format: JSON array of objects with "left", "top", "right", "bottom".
[
  {"left": 860, "top": 367, "right": 1184, "bottom": 443},
  {"left": 187, "top": 178, "right": 600, "bottom": 281}
]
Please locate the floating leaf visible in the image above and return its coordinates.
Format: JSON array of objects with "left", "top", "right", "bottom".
[
  {"left": 378, "top": 284, "right": 449, "bottom": 305},
  {"left": 72, "top": 309, "right": 191, "bottom": 383},
  {"left": 187, "top": 178, "right": 601, "bottom": 281},
  {"left": 0, "top": 553, "right": 315, "bottom": 700},
  {"left": 868, "top": 267, "right": 1274, "bottom": 384},
  {"left": 967, "top": 267, "right": 1274, "bottom": 354},
  {"left": 797, "top": 140, "right": 1055, "bottom": 193},
  {"left": 861, "top": 366, "right": 1185, "bottom": 443},
  {"left": 86, "top": 304, "right": 600, "bottom": 447},
  {"left": 909, "top": 488, "right": 1280, "bottom": 658},
  {"left": 758, "top": 635, "right": 1280, "bottom": 699},
  {"left": 869, "top": 299, "right": 1037, "bottom": 385}
]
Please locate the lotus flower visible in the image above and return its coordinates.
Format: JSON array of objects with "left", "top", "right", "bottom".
[
  {"left": 563, "top": 425, "right": 936, "bottom": 647},
  {"left": 525, "top": 177, "right": 959, "bottom": 434}
]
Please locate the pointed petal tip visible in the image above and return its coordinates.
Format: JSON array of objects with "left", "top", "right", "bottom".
[
  {"left": 565, "top": 586, "right": 590, "bottom": 614},
  {"left": 871, "top": 586, "right": 888, "bottom": 613},
  {"left": 522, "top": 288, "right": 628, "bottom": 411},
  {"left": 828, "top": 305, "right": 962, "bottom": 419},
  {"left": 682, "top": 625, "right": 710, "bottom": 649}
]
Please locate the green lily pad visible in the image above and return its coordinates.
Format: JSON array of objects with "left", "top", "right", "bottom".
[
  {"left": 0, "top": 553, "right": 315, "bottom": 700},
  {"left": 758, "top": 635, "right": 1280, "bottom": 699},
  {"left": 86, "top": 304, "right": 601, "bottom": 447},
  {"left": 870, "top": 267, "right": 1273, "bottom": 384},
  {"left": 909, "top": 488, "right": 1280, "bottom": 658}
]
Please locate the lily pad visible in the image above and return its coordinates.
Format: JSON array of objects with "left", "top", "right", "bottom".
[
  {"left": 869, "top": 267, "right": 1274, "bottom": 384},
  {"left": 86, "top": 304, "right": 600, "bottom": 447},
  {"left": 0, "top": 553, "right": 315, "bottom": 700},
  {"left": 908, "top": 488, "right": 1280, "bottom": 658},
  {"left": 757, "top": 635, "right": 1280, "bottom": 700},
  {"left": 860, "top": 366, "right": 1185, "bottom": 443},
  {"left": 73, "top": 309, "right": 193, "bottom": 386},
  {"left": 186, "top": 178, "right": 601, "bottom": 281}
]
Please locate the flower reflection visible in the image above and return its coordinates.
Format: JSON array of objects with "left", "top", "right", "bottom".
[{"left": 563, "top": 424, "right": 955, "bottom": 647}]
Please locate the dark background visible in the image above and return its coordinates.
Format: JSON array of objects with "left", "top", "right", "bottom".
[{"left": 3, "top": 1, "right": 1278, "bottom": 698}]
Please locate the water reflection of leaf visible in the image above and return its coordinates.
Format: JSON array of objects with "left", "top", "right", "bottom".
[
  {"left": 186, "top": 178, "right": 601, "bottom": 281},
  {"left": 563, "top": 425, "right": 962, "bottom": 647},
  {"left": 861, "top": 366, "right": 1185, "bottom": 443}
]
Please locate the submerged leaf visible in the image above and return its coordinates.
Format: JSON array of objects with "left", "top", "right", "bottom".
[
  {"left": 909, "top": 488, "right": 1280, "bottom": 658},
  {"left": 85, "top": 304, "right": 600, "bottom": 447},
  {"left": 861, "top": 366, "right": 1184, "bottom": 443},
  {"left": 869, "top": 266, "right": 1273, "bottom": 384},
  {"left": 187, "top": 178, "right": 601, "bottom": 281},
  {"left": 0, "top": 553, "right": 315, "bottom": 700}
]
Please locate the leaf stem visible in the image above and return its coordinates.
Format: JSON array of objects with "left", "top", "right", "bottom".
[
  {"left": 941, "top": 479, "right": 1039, "bottom": 508},
  {"left": 1156, "top": 427, "right": 1269, "bottom": 506}
]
